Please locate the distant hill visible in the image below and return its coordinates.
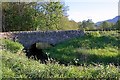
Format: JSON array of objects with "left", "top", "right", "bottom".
[{"left": 95, "top": 16, "right": 120, "bottom": 26}]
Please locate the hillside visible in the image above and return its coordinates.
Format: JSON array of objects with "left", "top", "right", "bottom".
[{"left": 95, "top": 16, "right": 120, "bottom": 26}]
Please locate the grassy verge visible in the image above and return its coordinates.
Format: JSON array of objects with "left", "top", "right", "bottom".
[
  {"left": 44, "top": 31, "right": 119, "bottom": 65},
  {"left": 1, "top": 31, "right": 120, "bottom": 78},
  {"left": 1, "top": 50, "right": 120, "bottom": 78}
]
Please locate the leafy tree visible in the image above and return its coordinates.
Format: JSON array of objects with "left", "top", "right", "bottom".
[
  {"left": 115, "top": 20, "right": 120, "bottom": 30},
  {"left": 58, "top": 16, "right": 79, "bottom": 30},
  {"left": 2, "top": 2, "right": 37, "bottom": 31},
  {"left": 100, "top": 21, "right": 116, "bottom": 30},
  {"left": 2, "top": 2, "right": 68, "bottom": 31},
  {"left": 68, "top": 20, "right": 79, "bottom": 30},
  {"left": 79, "top": 19, "right": 95, "bottom": 30},
  {"left": 36, "top": 2, "right": 66, "bottom": 30},
  {"left": 101, "top": 21, "right": 109, "bottom": 29},
  {"left": 58, "top": 16, "right": 71, "bottom": 30}
]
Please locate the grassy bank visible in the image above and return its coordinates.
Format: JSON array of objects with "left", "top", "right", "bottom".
[
  {"left": 0, "top": 31, "right": 120, "bottom": 78},
  {"left": 44, "top": 31, "right": 119, "bottom": 65},
  {"left": 1, "top": 50, "right": 120, "bottom": 78}
]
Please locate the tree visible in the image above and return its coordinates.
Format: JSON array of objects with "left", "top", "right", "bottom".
[
  {"left": 115, "top": 20, "right": 120, "bottom": 30},
  {"left": 2, "top": 1, "right": 68, "bottom": 31},
  {"left": 79, "top": 19, "right": 95, "bottom": 30},
  {"left": 100, "top": 21, "right": 114, "bottom": 30},
  {"left": 36, "top": 2, "right": 66, "bottom": 30},
  {"left": 101, "top": 21, "right": 109, "bottom": 29},
  {"left": 2, "top": 2, "right": 37, "bottom": 31}
]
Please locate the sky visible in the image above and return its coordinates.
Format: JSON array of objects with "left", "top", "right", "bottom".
[
  {"left": 1, "top": 0, "right": 119, "bottom": 23},
  {"left": 63, "top": 0, "right": 119, "bottom": 23}
]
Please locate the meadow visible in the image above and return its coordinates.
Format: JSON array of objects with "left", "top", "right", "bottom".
[
  {"left": 0, "top": 31, "right": 120, "bottom": 79},
  {"left": 44, "top": 31, "right": 119, "bottom": 66}
]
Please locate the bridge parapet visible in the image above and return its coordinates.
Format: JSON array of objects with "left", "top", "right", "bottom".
[{"left": 0, "top": 30, "right": 84, "bottom": 49}]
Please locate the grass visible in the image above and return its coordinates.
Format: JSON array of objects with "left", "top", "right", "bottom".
[
  {"left": 0, "top": 39, "right": 24, "bottom": 53},
  {"left": 44, "top": 31, "right": 119, "bottom": 65},
  {"left": 0, "top": 31, "right": 120, "bottom": 78},
  {"left": 1, "top": 50, "right": 120, "bottom": 78}
]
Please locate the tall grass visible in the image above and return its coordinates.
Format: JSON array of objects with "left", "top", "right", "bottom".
[
  {"left": 1, "top": 31, "right": 120, "bottom": 78},
  {"left": 44, "top": 31, "right": 119, "bottom": 65},
  {"left": 0, "top": 39, "right": 24, "bottom": 53},
  {"left": 1, "top": 50, "right": 120, "bottom": 78}
]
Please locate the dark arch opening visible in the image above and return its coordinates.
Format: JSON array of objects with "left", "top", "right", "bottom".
[{"left": 25, "top": 42, "right": 53, "bottom": 63}]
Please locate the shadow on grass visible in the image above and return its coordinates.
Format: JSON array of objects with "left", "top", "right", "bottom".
[
  {"left": 71, "top": 35, "right": 119, "bottom": 49},
  {"left": 75, "top": 52, "right": 120, "bottom": 66},
  {"left": 44, "top": 34, "right": 119, "bottom": 66},
  {"left": 48, "top": 50, "right": 120, "bottom": 66}
]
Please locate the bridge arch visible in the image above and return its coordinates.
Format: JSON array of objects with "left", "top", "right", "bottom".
[
  {"left": 25, "top": 41, "right": 54, "bottom": 63},
  {"left": 0, "top": 30, "right": 85, "bottom": 49},
  {"left": 0, "top": 30, "right": 85, "bottom": 63}
]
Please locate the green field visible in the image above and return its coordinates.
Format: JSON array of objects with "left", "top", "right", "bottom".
[
  {"left": 0, "top": 31, "right": 120, "bottom": 79},
  {"left": 44, "top": 31, "right": 119, "bottom": 65}
]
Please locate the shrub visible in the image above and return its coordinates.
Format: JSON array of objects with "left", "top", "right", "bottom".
[
  {"left": 87, "top": 31, "right": 101, "bottom": 37},
  {"left": 1, "top": 50, "right": 120, "bottom": 78},
  {"left": 0, "top": 39, "right": 24, "bottom": 53}
]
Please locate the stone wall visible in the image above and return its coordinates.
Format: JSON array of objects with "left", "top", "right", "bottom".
[{"left": 0, "top": 30, "right": 85, "bottom": 49}]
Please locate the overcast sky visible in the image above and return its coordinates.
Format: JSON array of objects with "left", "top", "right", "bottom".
[{"left": 64, "top": 0, "right": 119, "bottom": 23}]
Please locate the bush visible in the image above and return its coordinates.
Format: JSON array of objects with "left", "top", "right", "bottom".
[
  {"left": 87, "top": 31, "right": 101, "bottom": 37},
  {"left": 1, "top": 50, "right": 120, "bottom": 78},
  {"left": 0, "top": 39, "right": 24, "bottom": 53}
]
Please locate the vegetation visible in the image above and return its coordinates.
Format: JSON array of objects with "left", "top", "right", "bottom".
[
  {"left": 44, "top": 31, "right": 119, "bottom": 65},
  {"left": 2, "top": 2, "right": 65, "bottom": 31},
  {"left": 2, "top": 2, "right": 119, "bottom": 32},
  {"left": 2, "top": 2, "right": 79, "bottom": 32},
  {"left": 1, "top": 1, "right": 120, "bottom": 79},
  {"left": 0, "top": 31, "right": 120, "bottom": 79},
  {"left": 115, "top": 20, "right": 120, "bottom": 30},
  {"left": 78, "top": 19, "right": 95, "bottom": 30},
  {"left": 99, "top": 21, "right": 114, "bottom": 30},
  {"left": 1, "top": 50, "right": 120, "bottom": 79},
  {"left": 1, "top": 39, "right": 24, "bottom": 53}
]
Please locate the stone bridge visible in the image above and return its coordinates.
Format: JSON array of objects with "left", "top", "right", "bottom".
[{"left": 0, "top": 30, "right": 84, "bottom": 49}]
